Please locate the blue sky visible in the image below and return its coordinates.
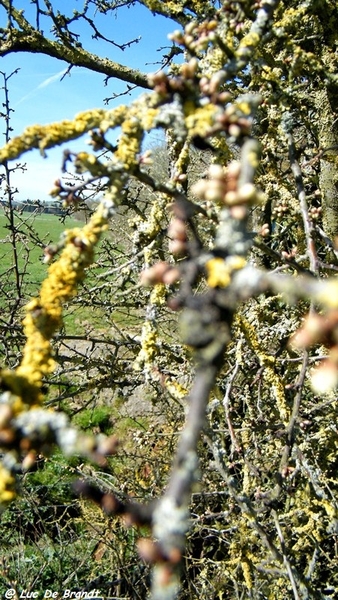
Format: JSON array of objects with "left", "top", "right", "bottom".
[{"left": 0, "top": 2, "right": 180, "bottom": 200}]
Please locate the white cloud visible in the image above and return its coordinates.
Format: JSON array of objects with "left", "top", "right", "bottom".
[
  {"left": 15, "top": 68, "right": 69, "bottom": 106},
  {"left": 38, "top": 69, "right": 69, "bottom": 89}
]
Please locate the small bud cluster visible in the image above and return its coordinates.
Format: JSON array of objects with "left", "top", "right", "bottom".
[
  {"left": 140, "top": 262, "right": 180, "bottom": 287},
  {"left": 137, "top": 536, "right": 182, "bottom": 565},
  {"left": 168, "top": 215, "right": 188, "bottom": 256},
  {"left": 309, "top": 205, "right": 322, "bottom": 221},
  {"left": 140, "top": 198, "right": 192, "bottom": 287},
  {"left": 198, "top": 72, "right": 232, "bottom": 106},
  {"left": 149, "top": 65, "right": 198, "bottom": 98},
  {"left": 149, "top": 59, "right": 258, "bottom": 147},
  {"left": 138, "top": 149, "right": 153, "bottom": 166},
  {"left": 281, "top": 246, "right": 297, "bottom": 260},
  {"left": 272, "top": 201, "right": 290, "bottom": 218},
  {"left": 169, "top": 19, "right": 219, "bottom": 54},
  {"left": 87, "top": 129, "right": 117, "bottom": 154},
  {"left": 290, "top": 311, "right": 338, "bottom": 393},
  {"left": 259, "top": 223, "right": 270, "bottom": 237},
  {"left": 214, "top": 99, "right": 253, "bottom": 139},
  {"left": 220, "top": 1, "right": 247, "bottom": 34},
  {"left": 50, "top": 176, "right": 86, "bottom": 207},
  {"left": 291, "top": 312, "right": 338, "bottom": 349},
  {"left": 192, "top": 162, "right": 261, "bottom": 209},
  {"left": 43, "top": 243, "right": 59, "bottom": 264},
  {"left": 149, "top": 59, "right": 231, "bottom": 114}
]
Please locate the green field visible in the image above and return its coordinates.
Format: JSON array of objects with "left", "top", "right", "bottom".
[
  {"left": 0, "top": 210, "right": 80, "bottom": 292},
  {"left": 0, "top": 209, "right": 141, "bottom": 335},
  {"left": 0, "top": 210, "right": 101, "bottom": 333}
]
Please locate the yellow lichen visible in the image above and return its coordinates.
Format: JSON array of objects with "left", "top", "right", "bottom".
[
  {"left": 239, "top": 315, "right": 289, "bottom": 422},
  {"left": 140, "top": 106, "right": 160, "bottom": 131},
  {"left": 150, "top": 284, "right": 167, "bottom": 306},
  {"left": 0, "top": 200, "right": 113, "bottom": 407},
  {"left": 134, "top": 320, "right": 158, "bottom": 372},
  {"left": 206, "top": 258, "right": 231, "bottom": 288},
  {"left": 138, "top": 195, "right": 167, "bottom": 239},
  {"left": 234, "top": 101, "right": 252, "bottom": 116},
  {"left": 0, "top": 109, "right": 107, "bottom": 161},
  {"left": 184, "top": 102, "right": 218, "bottom": 138},
  {"left": 0, "top": 102, "right": 151, "bottom": 166},
  {"left": 115, "top": 116, "right": 142, "bottom": 170},
  {"left": 0, "top": 464, "right": 16, "bottom": 504},
  {"left": 165, "top": 379, "right": 188, "bottom": 401},
  {"left": 206, "top": 256, "right": 247, "bottom": 288},
  {"left": 241, "top": 559, "right": 253, "bottom": 590},
  {"left": 237, "top": 32, "right": 260, "bottom": 55}
]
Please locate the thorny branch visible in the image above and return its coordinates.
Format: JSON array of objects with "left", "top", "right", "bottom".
[{"left": 0, "top": 69, "right": 25, "bottom": 307}]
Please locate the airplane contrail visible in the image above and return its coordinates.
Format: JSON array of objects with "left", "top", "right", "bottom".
[{"left": 15, "top": 68, "right": 69, "bottom": 106}]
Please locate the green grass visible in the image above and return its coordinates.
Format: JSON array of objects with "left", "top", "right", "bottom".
[
  {"left": 0, "top": 210, "right": 97, "bottom": 333},
  {"left": 0, "top": 209, "right": 142, "bottom": 336},
  {"left": 0, "top": 210, "right": 80, "bottom": 293}
]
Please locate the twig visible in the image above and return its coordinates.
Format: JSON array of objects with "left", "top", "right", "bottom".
[
  {"left": 272, "top": 509, "right": 301, "bottom": 600},
  {"left": 286, "top": 129, "right": 319, "bottom": 274},
  {"left": 149, "top": 361, "right": 224, "bottom": 599},
  {"left": 223, "top": 359, "right": 242, "bottom": 455},
  {"left": 278, "top": 350, "right": 309, "bottom": 477}
]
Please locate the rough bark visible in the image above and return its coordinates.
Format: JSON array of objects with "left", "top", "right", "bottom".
[{"left": 315, "top": 88, "right": 338, "bottom": 242}]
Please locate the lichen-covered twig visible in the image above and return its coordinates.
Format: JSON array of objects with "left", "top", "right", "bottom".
[
  {"left": 283, "top": 120, "right": 319, "bottom": 274},
  {"left": 0, "top": 198, "right": 116, "bottom": 503},
  {"left": 0, "top": 0, "right": 151, "bottom": 88}
]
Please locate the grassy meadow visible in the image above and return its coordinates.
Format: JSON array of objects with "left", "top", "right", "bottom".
[
  {"left": 0, "top": 209, "right": 106, "bottom": 333},
  {"left": 0, "top": 208, "right": 143, "bottom": 336},
  {"left": 0, "top": 210, "right": 80, "bottom": 284}
]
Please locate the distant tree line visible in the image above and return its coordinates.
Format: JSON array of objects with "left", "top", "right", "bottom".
[{"left": 0, "top": 198, "right": 65, "bottom": 215}]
